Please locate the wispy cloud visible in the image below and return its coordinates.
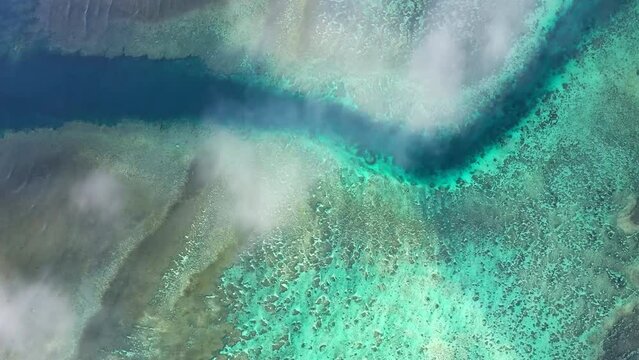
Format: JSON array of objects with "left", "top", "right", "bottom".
[
  {"left": 195, "top": 129, "right": 315, "bottom": 234},
  {"left": 70, "top": 169, "right": 124, "bottom": 222},
  {"left": 0, "top": 279, "right": 74, "bottom": 360},
  {"left": 406, "top": 0, "right": 534, "bottom": 130}
]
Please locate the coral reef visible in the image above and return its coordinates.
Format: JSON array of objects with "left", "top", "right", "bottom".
[
  {"left": 601, "top": 302, "right": 639, "bottom": 360},
  {"left": 0, "top": 121, "right": 197, "bottom": 359},
  {"left": 0, "top": 1, "right": 638, "bottom": 359}
]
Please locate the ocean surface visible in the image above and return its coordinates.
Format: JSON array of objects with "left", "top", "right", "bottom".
[{"left": 1, "top": 1, "right": 639, "bottom": 359}]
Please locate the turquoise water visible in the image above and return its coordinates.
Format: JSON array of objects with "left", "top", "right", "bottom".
[{"left": 0, "top": 1, "right": 639, "bottom": 359}]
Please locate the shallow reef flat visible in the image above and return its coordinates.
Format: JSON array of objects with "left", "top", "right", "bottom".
[
  {"left": 0, "top": 121, "right": 199, "bottom": 359},
  {"left": 104, "top": 3, "right": 639, "bottom": 359},
  {"left": 0, "top": 120, "right": 347, "bottom": 359}
]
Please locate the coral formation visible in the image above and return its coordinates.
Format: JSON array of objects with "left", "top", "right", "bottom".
[
  {"left": 0, "top": 1, "right": 638, "bottom": 359},
  {"left": 0, "top": 122, "right": 197, "bottom": 359},
  {"left": 618, "top": 195, "right": 639, "bottom": 235}
]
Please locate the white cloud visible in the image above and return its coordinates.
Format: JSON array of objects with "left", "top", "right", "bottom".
[
  {"left": 70, "top": 170, "right": 124, "bottom": 221},
  {"left": 197, "top": 130, "right": 314, "bottom": 233},
  {"left": 0, "top": 280, "right": 75, "bottom": 360},
  {"left": 480, "top": 0, "right": 531, "bottom": 69},
  {"left": 406, "top": 0, "right": 533, "bottom": 130},
  {"left": 409, "top": 24, "right": 465, "bottom": 111}
]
